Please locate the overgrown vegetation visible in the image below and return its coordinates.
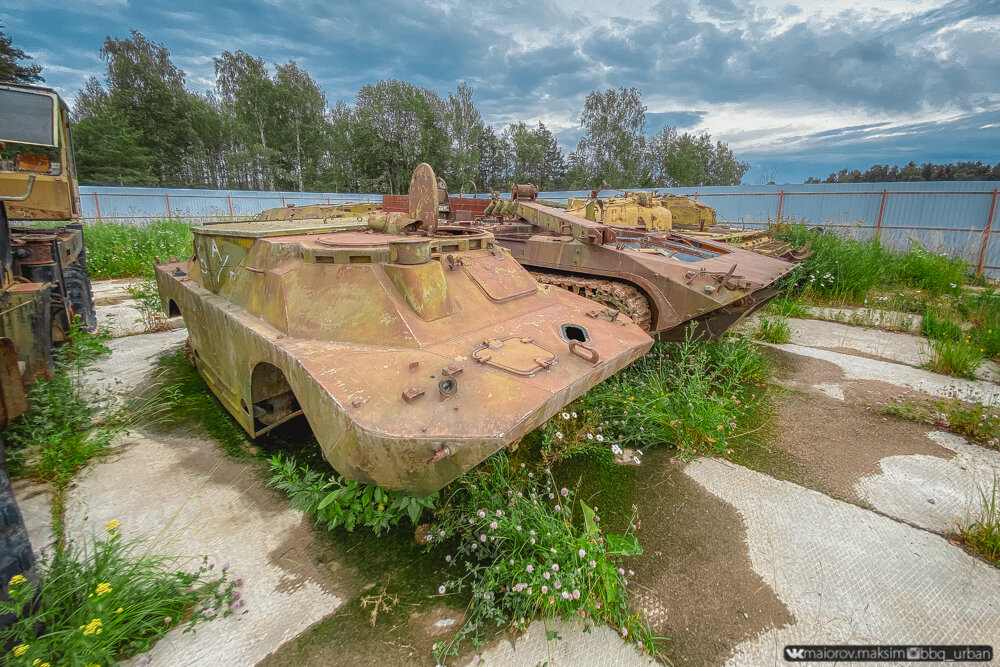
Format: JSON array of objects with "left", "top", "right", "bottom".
[
  {"left": 752, "top": 316, "right": 792, "bottom": 344},
  {"left": 428, "top": 454, "right": 656, "bottom": 664},
  {"left": 874, "top": 392, "right": 1000, "bottom": 448},
  {"left": 268, "top": 455, "right": 438, "bottom": 536},
  {"left": 127, "top": 279, "right": 173, "bottom": 332},
  {"left": 780, "top": 224, "right": 971, "bottom": 302},
  {"left": 961, "top": 475, "right": 1000, "bottom": 567},
  {"left": 582, "top": 333, "right": 772, "bottom": 458},
  {"left": 766, "top": 296, "right": 808, "bottom": 319},
  {"left": 84, "top": 220, "right": 193, "bottom": 279},
  {"left": 1, "top": 521, "right": 238, "bottom": 666},
  {"left": 927, "top": 338, "right": 984, "bottom": 378}
]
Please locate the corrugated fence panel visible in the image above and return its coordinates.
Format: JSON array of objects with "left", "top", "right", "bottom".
[{"left": 77, "top": 182, "right": 1000, "bottom": 273}]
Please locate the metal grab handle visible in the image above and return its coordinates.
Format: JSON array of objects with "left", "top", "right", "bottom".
[
  {"left": 0, "top": 175, "right": 35, "bottom": 202},
  {"left": 568, "top": 340, "right": 600, "bottom": 364},
  {"left": 426, "top": 446, "right": 452, "bottom": 465}
]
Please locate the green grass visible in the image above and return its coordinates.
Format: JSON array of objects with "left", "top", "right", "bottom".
[
  {"left": 921, "top": 305, "right": 963, "bottom": 341},
  {"left": 780, "top": 224, "right": 973, "bottom": 302},
  {"left": 766, "top": 296, "right": 808, "bottom": 319},
  {"left": 752, "top": 316, "right": 792, "bottom": 343},
  {"left": 83, "top": 220, "right": 194, "bottom": 279},
  {"left": 582, "top": 332, "right": 772, "bottom": 458},
  {"left": 928, "top": 338, "right": 983, "bottom": 379},
  {"left": 0, "top": 523, "right": 238, "bottom": 666},
  {"left": 961, "top": 475, "right": 1000, "bottom": 566}
]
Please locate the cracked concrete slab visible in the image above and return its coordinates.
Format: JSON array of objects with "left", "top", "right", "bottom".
[
  {"left": 89, "top": 328, "right": 188, "bottom": 395},
  {"left": 683, "top": 458, "right": 1000, "bottom": 666},
  {"left": 766, "top": 342, "right": 1000, "bottom": 405},
  {"left": 856, "top": 431, "right": 1000, "bottom": 534},
  {"left": 472, "top": 619, "right": 653, "bottom": 667},
  {"left": 786, "top": 318, "right": 930, "bottom": 366}
]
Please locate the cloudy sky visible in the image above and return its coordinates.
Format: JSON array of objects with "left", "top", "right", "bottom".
[{"left": 6, "top": 0, "right": 999, "bottom": 183}]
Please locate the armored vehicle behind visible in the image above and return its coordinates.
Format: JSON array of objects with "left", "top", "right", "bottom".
[{"left": 156, "top": 165, "right": 652, "bottom": 495}]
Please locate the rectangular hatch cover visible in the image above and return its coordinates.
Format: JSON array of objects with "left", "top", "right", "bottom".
[
  {"left": 463, "top": 254, "right": 537, "bottom": 302},
  {"left": 472, "top": 337, "right": 557, "bottom": 376}
]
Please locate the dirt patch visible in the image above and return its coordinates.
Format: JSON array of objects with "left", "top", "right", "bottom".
[
  {"left": 627, "top": 452, "right": 793, "bottom": 666},
  {"left": 756, "top": 348, "right": 953, "bottom": 503}
]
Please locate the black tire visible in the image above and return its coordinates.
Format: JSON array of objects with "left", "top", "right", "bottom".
[
  {"left": 63, "top": 263, "right": 97, "bottom": 332},
  {"left": 0, "top": 459, "right": 37, "bottom": 632}
]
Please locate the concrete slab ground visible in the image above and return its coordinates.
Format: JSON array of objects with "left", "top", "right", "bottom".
[
  {"left": 89, "top": 328, "right": 188, "bottom": 395},
  {"left": 685, "top": 458, "right": 1000, "bottom": 666}
]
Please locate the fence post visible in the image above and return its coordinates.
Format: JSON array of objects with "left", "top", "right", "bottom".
[
  {"left": 775, "top": 190, "right": 785, "bottom": 225},
  {"left": 281, "top": 196, "right": 286, "bottom": 207},
  {"left": 693, "top": 191, "right": 698, "bottom": 202},
  {"left": 875, "top": 188, "right": 888, "bottom": 242},
  {"left": 165, "top": 193, "right": 172, "bottom": 220},
  {"left": 227, "top": 195, "right": 234, "bottom": 218},
  {"left": 977, "top": 188, "right": 999, "bottom": 275},
  {"left": 92, "top": 193, "right": 102, "bottom": 222}
]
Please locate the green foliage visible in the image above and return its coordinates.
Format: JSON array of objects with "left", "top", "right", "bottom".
[
  {"left": 962, "top": 475, "right": 1000, "bottom": 567},
  {"left": 752, "top": 316, "right": 792, "bottom": 344},
  {"left": 766, "top": 296, "right": 808, "bottom": 318},
  {"left": 0, "top": 22, "right": 43, "bottom": 84},
  {"left": 921, "top": 306, "right": 962, "bottom": 341},
  {"left": 583, "top": 332, "right": 772, "bottom": 457},
  {"left": 0, "top": 522, "right": 238, "bottom": 666},
  {"left": 267, "top": 455, "right": 438, "bottom": 536},
  {"left": 126, "top": 279, "right": 171, "bottom": 332},
  {"left": 83, "top": 220, "right": 193, "bottom": 279},
  {"left": 928, "top": 338, "right": 983, "bottom": 378},
  {"left": 875, "top": 393, "right": 1000, "bottom": 448},
  {"left": 808, "top": 160, "right": 1000, "bottom": 183},
  {"left": 780, "top": 225, "right": 972, "bottom": 301},
  {"left": 5, "top": 324, "right": 113, "bottom": 486},
  {"left": 428, "top": 454, "right": 656, "bottom": 664}
]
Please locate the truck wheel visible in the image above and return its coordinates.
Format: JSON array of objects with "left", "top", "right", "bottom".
[{"left": 63, "top": 264, "right": 97, "bottom": 332}]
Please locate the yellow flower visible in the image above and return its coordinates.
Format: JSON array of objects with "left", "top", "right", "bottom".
[
  {"left": 40, "top": 663, "right": 50, "bottom": 667},
  {"left": 8, "top": 574, "right": 26, "bottom": 586},
  {"left": 83, "top": 618, "right": 102, "bottom": 636},
  {"left": 116, "top": 607, "right": 124, "bottom": 614},
  {"left": 12, "top": 644, "right": 29, "bottom": 657},
  {"left": 95, "top": 582, "right": 112, "bottom": 596},
  {"left": 104, "top": 519, "right": 120, "bottom": 533}
]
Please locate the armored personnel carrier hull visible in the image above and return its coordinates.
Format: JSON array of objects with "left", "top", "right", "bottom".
[{"left": 156, "top": 167, "right": 652, "bottom": 495}]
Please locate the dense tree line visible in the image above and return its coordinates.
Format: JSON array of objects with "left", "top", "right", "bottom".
[
  {"left": 807, "top": 161, "right": 1000, "bottom": 183},
  {"left": 4, "top": 27, "right": 747, "bottom": 192}
]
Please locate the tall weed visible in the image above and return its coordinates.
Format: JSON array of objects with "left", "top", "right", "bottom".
[{"left": 84, "top": 220, "right": 193, "bottom": 279}]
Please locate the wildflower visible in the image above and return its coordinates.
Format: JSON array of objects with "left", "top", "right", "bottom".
[
  {"left": 560, "top": 487, "right": 569, "bottom": 497},
  {"left": 480, "top": 534, "right": 487, "bottom": 542},
  {"left": 573, "top": 589, "right": 580, "bottom": 599},
  {"left": 95, "top": 582, "right": 112, "bottom": 596},
  {"left": 138, "top": 657, "right": 151, "bottom": 667},
  {"left": 572, "top": 411, "right": 578, "bottom": 418},
  {"left": 621, "top": 627, "right": 628, "bottom": 637},
  {"left": 543, "top": 571, "right": 551, "bottom": 580},
  {"left": 438, "top": 585, "right": 446, "bottom": 594},
  {"left": 555, "top": 431, "right": 563, "bottom": 440},
  {"left": 730, "top": 422, "right": 736, "bottom": 428},
  {"left": 530, "top": 530, "right": 536, "bottom": 535},
  {"left": 578, "top": 549, "right": 586, "bottom": 558},
  {"left": 550, "top": 547, "right": 557, "bottom": 553},
  {"left": 629, "top": 569, "right": 635, "bottom": 575},
  {"left": 586, "top": 433, "right": 594, "bottom": 440},
  {"left": 590, "top": 560, "right": 597, "bottom": 568},
  {"left": 554, "top": 581, "right": 562, "bottom": 589},
  {"left": 234, "top": 578, "right": 243, "bottom": 586},
  {"left": 562, "top": 412, "right": 570, "bottom": 419},
  {"left": 637, "top": 641, "right": 644, "bottom": 650},
  {"left": 12, "top": 645, "right": 28, "bottom": 657},
  {"left": 471, "top": 542, "right": 478, "bottom": 550},
  {"left": 552, "top": 563, "right": 559, "bottom": 571},
  {"left": 477, "top": 509, "right": 486, "bottom": 518},
  {"left": 526, "top": 564, "right": 534, "bottom": 573},
  {"left": 82, "top": 618, "right": 102, "bottom": 635},
  {"left": 116, "top": 607, "right": 124, "bottom": 614},
  {"left": 531, "top": 538, "right": 536, "bottom": 544},
  {"left": 554, "top": 505, "right": 561, "bottom": 511},
  {"left": 8, "top": 574, "right": 26, "bottom": 587},
  {"left": 203, "top": 608, "right": 215, "bottom": 619},
  {"left": 473, "top": 655, "right": 481, "bottom": 665},
  {"left": 222, "top": 562, "right": 230, "bottom": 571},
  {"left": 541, "top": 585, "right": 548, "bottom": 593},
  {"left": 164, "top": 617, "right": 172, "bottom": 624},
  {"left": 445, "top": 555, "right": 452, "bottom": 563},
  {"left": 717, "top": 424, "right": 724, "bottom": 430},
  {"left": 105, "top": 519, "right": 120, "bottom": 533},
  {"left": 562, "top": 591, "right": 570, "bottom": 599},
  {"left": 496, "top": 510, "right": 503, "bottom": 517},
  {"left": 208, "top": 563, "right": 215, "bottom": 570},
  {"left": 490, "top": 521, "right": 498, "bottom": 530}
]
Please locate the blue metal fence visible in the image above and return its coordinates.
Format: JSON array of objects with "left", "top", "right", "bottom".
[{"left": 77, "top": 181, "right": 1000, "bottom": 273}]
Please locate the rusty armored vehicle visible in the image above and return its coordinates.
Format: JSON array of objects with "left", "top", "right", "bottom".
[
  {"left": 155, "top": 164, "right": 652, "bottom": 495},
  {"left": 564, "top": 190, "right": 812, "bottom": 261},
  {"left": 384, "top": 185, "right": 795, "bottom": 340}
]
